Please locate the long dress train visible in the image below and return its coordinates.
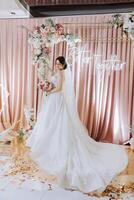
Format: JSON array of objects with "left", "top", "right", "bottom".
[{"left": 26, "top": 72, "right": 128, "bottom": 193}]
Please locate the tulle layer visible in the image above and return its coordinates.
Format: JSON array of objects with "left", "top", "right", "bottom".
[{"left": 27, "top": 92, "right": 128, "bottom": 193}]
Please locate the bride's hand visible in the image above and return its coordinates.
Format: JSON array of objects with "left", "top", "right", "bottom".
[
  {"left": 39, "top": 81, "right": 55, "bottom": 93},
  {"left": 45, "top": 83, "right": 53, "bottom": 92},
  {"left": 39, "top": 81, "right": 50, "bottom": 91},
  {"left": 45, "top": 82, "right": 55, "bottom": 92}
]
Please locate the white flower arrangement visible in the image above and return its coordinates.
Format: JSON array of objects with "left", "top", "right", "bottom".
[
  {"left": 109, "top": 14, "right": 134, "bottom": 41},
  {"left": 24, "top": 107, "right": 35, "bottom": 130},
  {"left": 37, "top": 66, "right": 46, "bottom": 80},
  {"left": 124, "top": 125, "right": 134, "bottom": 149},
  {"left": 127, "top": 126, "right": 134, "bottom": 149},
  {"left": 108, "top": 14, "right": 123, "bottom": 29},
  {"left": 28, "top": 18, "right": 81, "bottom": 80}
]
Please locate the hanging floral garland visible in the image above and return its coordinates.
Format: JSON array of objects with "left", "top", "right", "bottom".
[
  {"left": 28, "top": 18, "right": 80, "bottom": 80},
  {"left": 108, "top": 14, "right": 134, "bottom": 40}
]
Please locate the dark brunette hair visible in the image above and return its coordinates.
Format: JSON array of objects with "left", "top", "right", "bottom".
[{"left": 56, "top": 56, "right": 67, "bottom": 70}]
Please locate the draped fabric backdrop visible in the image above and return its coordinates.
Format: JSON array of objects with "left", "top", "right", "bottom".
[{"left": 0, "top": 16, "right": 134, "bottom": 144}]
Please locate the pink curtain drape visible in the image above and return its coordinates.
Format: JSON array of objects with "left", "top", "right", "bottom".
[
  {"left": 0, "top": 19, "right": 36, "bottom": 131},
  {"left": 0, "top": 16, "right": 133, "bottom": 144}
]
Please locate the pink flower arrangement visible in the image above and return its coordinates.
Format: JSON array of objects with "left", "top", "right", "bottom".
[
  {"left": 55, "top": 23, "right": 64, "bottom": 35},
  {"left": 28, "top": 18, "right": 81, "bottom": 80}
]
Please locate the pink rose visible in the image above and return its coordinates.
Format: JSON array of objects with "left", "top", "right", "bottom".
[
  {"left": 34, "top": 26, "right": 40, "bottom": 34},
  {"left": 41, "top": 32, "right": 47, "bottom": 37},
  {"left": 43, "top": 47, "right": 51, "bottom": 55},
  {"left": 55, "top": 24, "right": 64, "bottom": 35},
  {"left": 39, "top": 81, "right": 45, "bottom": 90}
]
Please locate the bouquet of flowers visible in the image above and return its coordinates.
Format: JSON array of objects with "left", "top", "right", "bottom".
[{"left": 38, "top": 80, "right": 55, "bottom": 95}]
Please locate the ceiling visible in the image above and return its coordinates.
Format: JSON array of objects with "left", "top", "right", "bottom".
[
  {"left": 0, "top": 0, "right": 134, "bottom": 19},
  {"left": 0, "top": 0, "right": 30, "bottom": 18},
  {"left": 24, "top": 0, "right": 134, "bottom": 6},
  {"left": 19, "top": 0, "right": 134, "bottom": 17}
]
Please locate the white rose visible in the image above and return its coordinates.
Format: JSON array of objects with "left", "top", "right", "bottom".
[
  {"left": 50, "top": 27, "right": 55, "bottom": 33},
  {"left": 33, "top": 42, "right": 41, "bottom": 49},
  {"left": 32, "top": 55, "right": 38, "bottom": 64},
  {"left": 35, "top": 49, "right": 41, "bottom": 55},
  {"left": 60, "top": 35, "right": 65, "bottom": 42},
  {"left": 40, "top": 27, "right": 45, "bottom": 33}
]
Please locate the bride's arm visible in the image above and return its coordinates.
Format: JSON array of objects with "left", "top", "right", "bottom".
[{"left": 48, "top": 71, "right": 63, "bottom": 94}]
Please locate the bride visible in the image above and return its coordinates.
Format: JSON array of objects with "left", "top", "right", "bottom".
[{"left": 26, "top": 56, "right": 128, "bottom": 193}]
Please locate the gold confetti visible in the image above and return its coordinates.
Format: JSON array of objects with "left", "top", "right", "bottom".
[
  {"left": 101, "top": 183, "right": 134, "bottom": 198},
  {"left": 0, "top": 135, "right": 133, "bottom": 198}
]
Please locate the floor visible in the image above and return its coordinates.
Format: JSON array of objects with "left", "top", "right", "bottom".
[{"left": 0, "top": 139, "right": 134, "bottom": 200}]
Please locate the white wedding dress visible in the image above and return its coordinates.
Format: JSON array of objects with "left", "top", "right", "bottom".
[{"left": 26, "top": 68, "right": 128, "bottom": 193}]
